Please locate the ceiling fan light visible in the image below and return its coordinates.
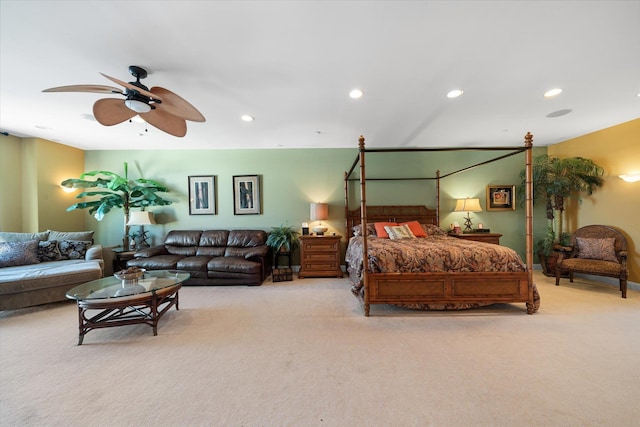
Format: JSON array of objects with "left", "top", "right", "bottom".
[{"left": 125, "top": 99, "right": 151, "bottom": 113}]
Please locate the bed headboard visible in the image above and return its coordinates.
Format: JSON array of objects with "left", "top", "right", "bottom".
[{"left": 346, "top": 205, "right": 438, "bottom": 235}]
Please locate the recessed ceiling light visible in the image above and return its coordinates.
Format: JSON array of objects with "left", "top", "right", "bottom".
[
  {"left": 241, "top": 115, "right": 254, "bottom": 122},
  {"left": 544, "top": 88, "right": 563, "bottom": 98},
  {"left": 447, "top": 89, "right": 464, "bottom": 98},
  {"left": 349, "top": 89, "right": 363, "bottom": 99}
]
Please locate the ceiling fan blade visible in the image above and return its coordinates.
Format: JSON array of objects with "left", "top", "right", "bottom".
[
  {"left": 150, "top": 87, "right": 206, "bottom": 122},
  {"left": 140, "top": 108, "right": 187, "bottom": 137},
  {"left": 43, "top": 84, "right": 123, "bottom": 95},
  {"left": 93, "top": 98, "right": 136, "bottom": 126},
  {"left": 100, "top": 73, "right": 158, "bottom": 100}
]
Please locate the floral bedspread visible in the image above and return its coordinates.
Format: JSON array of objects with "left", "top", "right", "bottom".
[{"left": 346, "top": 235, "right": 540, "bottom": 310}]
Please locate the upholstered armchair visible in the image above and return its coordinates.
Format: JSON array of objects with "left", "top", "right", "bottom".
[{"left": 555, "top": 225, "right": 628, "bottom": 298}]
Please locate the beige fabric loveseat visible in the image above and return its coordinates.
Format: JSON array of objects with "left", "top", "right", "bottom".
[{"left": 0, "top": 231, "right": 104, "bottom": 311}]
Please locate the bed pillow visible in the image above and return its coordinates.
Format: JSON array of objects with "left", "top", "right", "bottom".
[
  {"left": 384, "top": 224, "right": 416, "bottom": 240},
  {"left": 352, "top": 223, "right": 376, "bottom": 237},
  {"left": 38, "top": 240, "right": 63, "bottom": 262},
  {"left": 421, "top": 224, "right": 448, "bottom": 237},
  {"left": 400, "top": 221, "right": 427, "bottom": 238},
  {"left": 0, "top": 239, "right": 40, "bottom": 267},
  {"left": 576, "top": 237, "right": 618, "bottom": 262},
  {"left": 58, "top": 240, "right": 92, "bottom": 260},
  {"left": 374, "top": 222, "right": 398, "bottom": 239}
]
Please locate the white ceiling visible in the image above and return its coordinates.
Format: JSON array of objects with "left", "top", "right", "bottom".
[{"left": 1, "top": 1, "right": 638, "bottom": 151}]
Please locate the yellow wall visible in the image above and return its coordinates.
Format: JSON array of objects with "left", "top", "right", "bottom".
[
  {"left": 0, "top": 135, "right": 23, "bottom": 231},
  {"left": 0, "top": 136, "right": 86, "bottom": 232},
  {"left": 548, "top": 118, "right": 640, "bottom": 282}
]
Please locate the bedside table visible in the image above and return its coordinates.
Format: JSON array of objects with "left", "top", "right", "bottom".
[
  {"left": 449, "top": 233, "right": 502, "bottom": 245},
  {"left": 298, "top": 235, "right": 343, "bottom": 278},
  {"left": 111, "top": 247, "right": 136, "bottom": 272}
]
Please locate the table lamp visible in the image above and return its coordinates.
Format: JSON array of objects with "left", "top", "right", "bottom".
[
  {"left": 310, "top": 203, "right": 329, "bottom": 235},
  {"left": 127, "top": 211, "right": 156, "bottom": 248},
  {"left": 454, "top": 198, "right": 482, "bottom": 233}
]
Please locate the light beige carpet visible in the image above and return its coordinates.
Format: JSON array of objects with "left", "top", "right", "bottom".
[{"left": 1, "top": 271, "right": 639, "bottom": 426}]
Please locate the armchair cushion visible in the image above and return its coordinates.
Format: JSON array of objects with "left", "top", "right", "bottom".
[{"left": 576, "top": 237, "right": 618, "bottom": 262}]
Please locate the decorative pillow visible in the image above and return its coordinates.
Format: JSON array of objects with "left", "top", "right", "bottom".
[
  {"left": 352, "top": 223, "right": 376, "bottom": 237},
  {"left": 400, "top": 221, "right": 427, "bottom": 238},
  {"left": 47, "top": 230, "right": 94, "bottom": 243},
  {"left": 421, "top": 224, "right": 448, "bottom": 237},
  {"left": 0, "top": 239, "right": 40, "bottom": 267},
  {"left": 0, "top": 231, "right": 49, "bottom": 243},
  {"left": 58, "top": 240, "right": 92, "bottom": 260},
  {"left": 576, "top": 237, "right": 618, "bottom": 262},
  {"left": 38, "top": 240, "right": 62, "bottom": 262},
  {"left": 374, "top": 222, "right": 398, "bottom": 239},
  {"left": 384, "top": 224, "right": 416, "bottom": 240}
]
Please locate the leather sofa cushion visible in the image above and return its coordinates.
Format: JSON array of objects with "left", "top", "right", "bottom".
[
  {"left": 177, "top": 256, "right": 211, "bottom": 272},
  {"left": 227, "top": 230, "right": 267, "bottom": 248},
  {"left": 196, "top": 247, "right": 226, "bottom": 257},
  {"left": 128, "top": 255, "right": 184, "bottom": 270},
  {"left": 199, "top": 230, "right": 229, "bottom": 247},
  {"left": 208, "top": 256, "right": 261, "bottom": 274}
]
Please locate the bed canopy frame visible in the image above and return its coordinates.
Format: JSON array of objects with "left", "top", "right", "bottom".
[{"left": 344, "top": 133, "right": 535, "bottom": 316}]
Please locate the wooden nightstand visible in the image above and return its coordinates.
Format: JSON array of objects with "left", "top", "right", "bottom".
[
  {"left": 298, "top": 235, "right": 343, "bottom": 278},
  {"left": 449, "top": 233, "right": 502, "bottom": 245}
]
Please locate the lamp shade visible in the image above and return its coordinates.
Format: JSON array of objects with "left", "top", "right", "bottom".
[
  {"left": 454, "top": 198, "right": 482, "bottom": 212},
  {"left": 127, "top": 211, "right": 156, "bottom": 226},
  {"left": 310, "top": 203, "right": 329, "bottom": 221}
]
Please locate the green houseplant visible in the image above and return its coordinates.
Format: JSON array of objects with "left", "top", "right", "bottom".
[
  {"left": 266, "top": 224, "right": 300, "bottom": 253},
  {"left": 61, "top": 162, "right": 172, "bottom": 249},
  {"left": 520, "top": 154, "right": 604, "bottom": 275}
]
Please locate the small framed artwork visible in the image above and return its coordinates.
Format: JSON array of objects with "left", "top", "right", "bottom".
[
  {"left": 486, "top": 185, "right": 516, "bottom": 211},
  {"left": 188, "top": 175, "right": 216, "bottom": 215},
  {"left": 233, "top": 175, "right": 261, "bottom": 215}
]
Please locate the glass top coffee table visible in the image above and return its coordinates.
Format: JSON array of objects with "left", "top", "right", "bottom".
[{"left": 66, "top": 270, "right": 190, "bottom": 345}]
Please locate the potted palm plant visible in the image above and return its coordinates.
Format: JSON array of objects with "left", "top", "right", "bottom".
[
  {"left": 61, "top": 162, "right": 172, "bottom": 250},
  {"left": 266, "top": 224, "right": 300, "bottom": 253},
  {"left": 520, "top": 154, "right": 604, "bottom": 275}
]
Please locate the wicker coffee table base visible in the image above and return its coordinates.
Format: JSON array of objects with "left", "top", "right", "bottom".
[{"left": 74, "top": 284, "right": 181, "bottom": 345}]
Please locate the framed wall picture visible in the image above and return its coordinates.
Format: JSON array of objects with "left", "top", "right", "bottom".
[
  {"left": 486, "top": 185, "right": 516, "bottom": 211},
  {"left": 233, "top": 175, "right": 261, "bottom": 215},
  {"left": 188, "top": 175, "right": 216, "bottom": 215}
]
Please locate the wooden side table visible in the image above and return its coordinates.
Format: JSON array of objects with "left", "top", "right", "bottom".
[
  {"left": 298, "top": 235, "right": 343, "bottom": 278},
  {"left": 112, "top": 247, "right": 136, "bottom": 272},
  {"left": 449, "top": 233, "right": 502, "bottom": 245}
]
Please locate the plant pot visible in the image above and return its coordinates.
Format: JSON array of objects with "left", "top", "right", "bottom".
[{"left": 538, "top": 250, "right": 569, "bottom": 278}]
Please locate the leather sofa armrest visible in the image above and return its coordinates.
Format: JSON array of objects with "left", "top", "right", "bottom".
[
  {"left": 134, "top": 245, "right": 167, "bottom": 258},
  {"left": 244, "top": 246, "right": 269, "bottom": 260}
]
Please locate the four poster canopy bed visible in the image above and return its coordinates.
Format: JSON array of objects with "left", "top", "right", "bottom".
[{"left": 343, "top": 133, "right": 539, "bottom": 316}]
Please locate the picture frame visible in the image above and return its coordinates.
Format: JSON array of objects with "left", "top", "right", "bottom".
[
  {"left": 233, "top": 175, "right": 261, "bottom": 215},
  {"left": 486, "top": 185, "right": 516, "bottom": 211},
  {"left": 188, "top": 175, "right": 216, "bottom": 215}
]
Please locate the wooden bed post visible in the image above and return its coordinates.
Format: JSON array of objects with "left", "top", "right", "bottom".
[
  {"left": 524, "top": 132, "right": 535, "bottom": 313},
  {"left": 344, "top": 171, "right": 349, "bottom": 234},
  {"left": 358, "top": 135, "right": 370, "bottom": 316},
  {"left": 435, "top": 169, "right": 440, "bottom": 225}
]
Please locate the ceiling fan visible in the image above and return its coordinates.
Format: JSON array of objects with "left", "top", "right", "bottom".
[{"left": 42, "top": 65, "right": 205, "bottom": 137}]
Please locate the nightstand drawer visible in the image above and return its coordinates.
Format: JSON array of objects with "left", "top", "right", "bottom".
[{"left": 301, "top": 240, "right": 339, "bottom": 253}]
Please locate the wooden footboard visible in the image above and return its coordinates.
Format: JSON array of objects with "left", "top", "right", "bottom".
[{"left": 361, "top": 271, "right": 534, "bottom": 316}]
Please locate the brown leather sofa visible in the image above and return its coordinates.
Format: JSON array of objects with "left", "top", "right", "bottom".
[{"left": 127, "top": 230, "right": 272, "bottom": 285}]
